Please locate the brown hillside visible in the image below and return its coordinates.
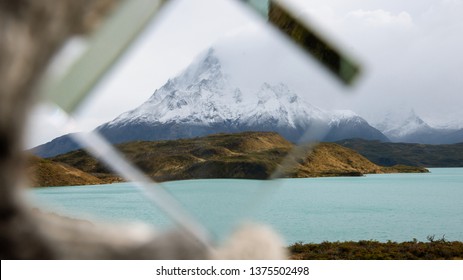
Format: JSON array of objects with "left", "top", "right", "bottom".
[
  {"left": 27, "top": 155, "right": 104, "bottom": 187},
  {"left": 286, "top": 143, "right": 384, "bottom": 177},
  {"left": 49, "top": 131, "right": 427, "bottom": 183}
]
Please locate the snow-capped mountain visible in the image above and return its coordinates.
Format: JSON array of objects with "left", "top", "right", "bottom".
[
  {"left": 431, "top": 119, "right": 463, "bottom": 130},
  {"left": 96, "top": 48, "right": 387, "bottom": 144},
  {"left": 103, "top": 49, "right": 325, "bottom": 132},
  {"left": 374, "top": 110, "right": 463, "bottom": 144},
  {"left": 376, "top": 110, "right": 432, "bottom": 141},
  {"left": 325, "top": 110, "right": 389, "bottom": 142},
  {"left": 34, "top": 48, "right": 388, "bottom": 157}
]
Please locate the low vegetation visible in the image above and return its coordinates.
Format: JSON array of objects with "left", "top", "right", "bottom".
[
  {"left": 28, "top": 156, "right": 104, "bottom": 187},
  {"left": 337, "top": 139, "right": 463, "bottom": 167},
  {"left": 42, "top": 132, "right": 426, "bottom": 185},
  {"left": 289, "top": 237, "right": 463, "bottom": 260}
]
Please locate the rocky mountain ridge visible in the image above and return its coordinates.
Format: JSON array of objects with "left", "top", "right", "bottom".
[
  {"left": 373, "top": 110, "right": 463, "bottom": 144},
  {"left": 32, "top": 48, "right": 462, "bottom": 158},
  {"left": 33, "top": 48, "right": 388, "bottom": 158},
  {"left": 99, "top": 48, "right": 387, "bottom": 144}
]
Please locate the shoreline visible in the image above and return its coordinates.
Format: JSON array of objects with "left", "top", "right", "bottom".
[{"left": 31, "top": 167, "right": 431, "bottom": 188}]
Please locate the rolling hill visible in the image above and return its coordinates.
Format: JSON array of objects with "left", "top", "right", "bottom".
[
  {"left": 336, "top": 139, "right": 463, "bottom": 167},
  {"left": 27, "top": 156, "right": 105, "bottom": 187},
  {"left": 45, "top": 132, "right": 426, "bottom": 184}
]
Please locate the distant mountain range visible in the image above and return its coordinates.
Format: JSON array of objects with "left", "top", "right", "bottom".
[
  {"left": 32, "top": 48, "right": 462, "bottom": 158},
  {"left": 33, "top": 48, "right": 388, "bottom": 158},
  {"left": 374, "top": 110, "right": 463, "bottom": 145},
  {"left": 97, "top": 49, "right": 388, "bottom": 143}
]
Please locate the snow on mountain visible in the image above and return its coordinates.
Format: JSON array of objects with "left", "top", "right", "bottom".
[
  {"left": 99, "top": 48, "right": 385, "bottom": 143},
  {"left": 376, "top": 110, "right": 432, "bottom": 140},
  {"left": 324, "top": 110, "right": 388, "bottom": 142},
  {"left": 431, "top": 119, "right": 463, "bottom": 130},
  {"left": 34, "top": 48, "right": 389, "bottom": 158},
  {"left": 106, "top": 49, "right": 327, "bottom": 130},
  {"left": 374, "top": 110, "right": 463, "bottom": 144},
  {"left": 329, "top": 110, "right": 363, "bottom": 125}
]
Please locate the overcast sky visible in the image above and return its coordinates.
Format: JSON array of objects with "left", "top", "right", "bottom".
[
  {"left": 292, "top": 0, "right": 463, "bottom": 125},
  {"left": 27, "top": 0, "right": 463, "bottom": 147}
]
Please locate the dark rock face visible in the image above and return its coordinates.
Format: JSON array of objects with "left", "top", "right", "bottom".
[
  {"left": 32, "top": 134, "right": 81, "bottom": 158},
  {"left": 324, "top": 117, "right": 389, "bottom": 142}
]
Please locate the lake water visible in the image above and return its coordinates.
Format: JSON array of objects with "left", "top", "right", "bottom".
[{"left": 30, "top": 168, "right": 463, "bottom": 244}]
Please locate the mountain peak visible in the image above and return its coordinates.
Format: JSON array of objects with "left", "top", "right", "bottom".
[
  {"left": 202, "top": 48, "right": 220, "bottom": 65},
  {"left": 405, "top": 109, "right": 426, "bottom": 125},
  {"left": 332, "top": 110, "right": 359, "bottom": 119},
  {"left": 374, "top": 109, "right": 434, "bottom": 141},
  {"left": 191, "top": 48, "right": 222, "bottom": 73},
  {"left": 172, "top": 47, "right": 225, "bottom": 88},
  {"left": 96, "top": 46, "right": 388, "bottom": 144}
]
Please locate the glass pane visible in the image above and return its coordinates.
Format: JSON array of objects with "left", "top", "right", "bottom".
[{"left": 25, "top": 0, "right": 463, "bottom": 247}]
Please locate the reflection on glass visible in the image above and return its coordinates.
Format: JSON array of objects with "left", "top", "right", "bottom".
[
  {"left": 25, "top": 0, "right": 463, "bottom": 247},
  {"left": 28, "top": 0, "right": 351, "bottom": 242}
]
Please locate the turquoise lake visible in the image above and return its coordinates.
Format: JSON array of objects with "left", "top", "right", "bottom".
[{"left": 30, "top": 168, "right": 463, "bottom": 244}]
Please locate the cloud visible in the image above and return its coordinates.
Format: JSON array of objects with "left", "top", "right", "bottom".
[{"left": 346, "top": 9, "right": 414, "bottom": 28}]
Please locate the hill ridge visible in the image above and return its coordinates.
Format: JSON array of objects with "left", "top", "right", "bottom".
[
  {"left": 37, "top": 132, "right": 426, "bottom": 186},
  {"left": 337, "top": 138, "right": 463, "bottom": 167}
]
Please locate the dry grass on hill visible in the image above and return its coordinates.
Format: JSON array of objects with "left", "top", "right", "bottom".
[{"left": 43, "top": 131, "right": 427, "bottom": 185}]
